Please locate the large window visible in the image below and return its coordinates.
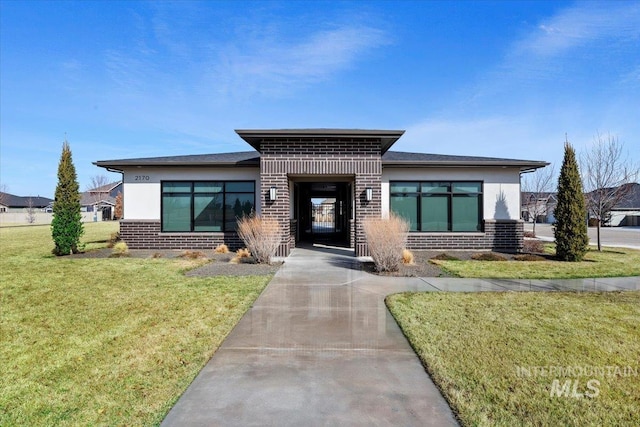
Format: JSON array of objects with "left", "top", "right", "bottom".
[
  {"left": 162, "top": 181, "right": 255, "bottom": 232},
  {"left": 390, "top": 181, "right": 482, "bottom": 232}
]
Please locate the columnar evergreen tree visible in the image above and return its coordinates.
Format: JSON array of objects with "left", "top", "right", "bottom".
[
  {"left": 51, "top": 140, "right": 84, "bottom": 255},
  {"left": 554, "top": 140, "right": 589, "bottom": 261}
]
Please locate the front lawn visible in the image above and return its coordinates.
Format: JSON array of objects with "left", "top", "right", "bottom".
[
  {"left": 431, "top": 245, "right": 640, "bottom": 278},
  {"left": 387, "top": 291, "right": 640, "bottom": 426},
  {"left": 0, "top": 223, "right": 270, "bottom": 425}
]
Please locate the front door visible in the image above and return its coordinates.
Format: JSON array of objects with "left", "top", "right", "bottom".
[{"left": 295, "top": 182, "right": 351, "bottom": 246}]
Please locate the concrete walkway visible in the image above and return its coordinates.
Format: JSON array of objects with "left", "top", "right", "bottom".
[{"left": 162, "top": 247, "right": 639, "bottom": 426}]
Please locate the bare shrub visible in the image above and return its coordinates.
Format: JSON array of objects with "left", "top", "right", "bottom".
[
  {"left": 363, "top": 213, "right": 409, "bottom": 272},
  {"left": 214, "top": 244, "right": 229, "bottom": 254},
  {"left": 111, "top": 241, "right": 129, "bottom": 257},
  {"left": 180, "top": 250, "right": 207, "bottom": 259},
  {"left": 523, "top": 231, "right": 536, "bottom": 238},
  {"left": 471, "top": 252, "right": 508, "bottom": 261},
  {"left": 402, "top": 249, "right": 415, "bottom": 265},
  {"left": 523, "top": 239, "right": 545, "bottom": 254},
  {"left": 107, "top": 232, "right": 121, "bottom": 248},
  {"left": 236, "top": 215, "right": 282, "bottom": 264}
]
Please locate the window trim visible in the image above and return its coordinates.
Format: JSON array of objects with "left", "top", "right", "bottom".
[
  {"left": 390, "top": 181, "right": 484, "bottom": 232},
  {"left": 161, "top": 180, "right": 255, "bottom": 233}
]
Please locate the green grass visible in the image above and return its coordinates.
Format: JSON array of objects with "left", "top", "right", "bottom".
[
  {"left": 432, "top": 245, "right": 640, "bottom": 278},
  {"left": 387, "top": 291, "right": 640, "bottom": 427},
  {"left": 0, "top": 223, "right": 270, "bottom": 426}
]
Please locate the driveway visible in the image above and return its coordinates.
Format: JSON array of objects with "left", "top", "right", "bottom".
[{"left": 525, "top": 223, "right": 640, "bottom": 249}]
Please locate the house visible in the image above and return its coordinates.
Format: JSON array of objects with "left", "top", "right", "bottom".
[
  {"left": 94, "top": 129, "right": 548, "bottom": 256},
  {"left": 80, "top": 181, "right": 122, "bottom": 220},
  {"left": 0, "top": 192, "right": 53, "bottom": 213},
  {"left": 590, "top": 182, "right": 640, "bottom": 227},
  {"left": 521, "top": 192, "right": 557, "bottom": 224}
]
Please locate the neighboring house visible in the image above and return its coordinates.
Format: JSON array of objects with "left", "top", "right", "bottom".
[
  {"left": 81, "top": 181, "right": 122, "bottom": 220},
  {"left": 521, "top": 192, "right": 557, "bottom": 224},
  {"left": 95, "top": 129, "right": 548, "bottom": 256},
  {"left": 0, "top": 192, "right": 53, "bottom": 213},
  {"left": 591, "top": 182, "right": 640, "bottom": 227}
]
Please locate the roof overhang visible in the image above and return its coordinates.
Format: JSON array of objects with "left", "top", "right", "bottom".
[
  {"left": 235, "top": 129, "right": 405, "bottom": 154},
  {"left": 383, "top": 159, "right": 549, "bottom": 172}
]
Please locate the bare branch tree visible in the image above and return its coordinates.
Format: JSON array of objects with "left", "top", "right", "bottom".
[
  {"left": 581, "top": 132, "right": 639, "bottom": 251},
  {"left": 25, "top": 197, "right": 37, "bottom": 224},
  {"left": 521, "top": 165, "right": 555, "bottom": 236},
  {"left": 86, "top": 175, "right": 110, "bottom": 217},
  {"left": 0, "top": 183, "right": 8, "bottom": 209}
]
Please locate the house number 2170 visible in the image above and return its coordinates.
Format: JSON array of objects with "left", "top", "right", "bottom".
[{"left": 134, "top": 175, "right": 150, "bottom": 181}]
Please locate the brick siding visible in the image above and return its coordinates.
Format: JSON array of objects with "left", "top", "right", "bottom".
[
  {"left": 119, "top": 220, "right": 244, "bottom": 250},
  {"left": 406, "top": 220, "right": 524, "bottom": 253}
]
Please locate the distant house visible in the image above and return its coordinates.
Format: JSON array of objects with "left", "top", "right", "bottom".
[
  {"left": 591, "top": 182, "right": 640, "bottom": 227},
  {"left": 521, "top": 192, "right": 557, "bottom": 224},
  {"left": 80, "top": 181, "right": 122, "bottom": 220},
  {"left": 0, "top": 192, "right": 53, "bottom": 213}
]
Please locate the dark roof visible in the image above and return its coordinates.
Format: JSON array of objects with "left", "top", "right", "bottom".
[
  {"left": 89, "top": 181, "right": 121, "bottom": 192},
  {"left": 0, "top": 193, "right": 53, "bottom": 208},
  {"left": 235, "top": 129, "right": 405, "bottom": 154},
  {"left": 382, "top": 151, "right": 549, "bottom": 170},
  {"left": 95, "top": 149, "right": 548, "bottom": 171},
  {"left": 94, "top": 151, "right": 260, "bottom": 170},
  {"left": 615, "top": 183, "right": 640, "bottom": 209}
]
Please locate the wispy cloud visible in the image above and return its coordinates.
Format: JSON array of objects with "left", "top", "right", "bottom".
[
  {"left": 212, "top": 24, "right": 390, "bottom": 97},
  {"left": 514, "top": 2, "right": 640, "bottom": 58}
]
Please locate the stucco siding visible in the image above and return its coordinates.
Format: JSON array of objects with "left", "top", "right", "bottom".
[
  {"left": 120, "top": 166, "right": 261, "bottom": 220},
  {"left": 381, "top": 167, "right": 521, "bottom": 221}
]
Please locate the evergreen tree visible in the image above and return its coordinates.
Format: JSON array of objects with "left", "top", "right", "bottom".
[
  {"left": 51, "top": 140, "right": 84, "bottom": 255},
  {"left": 554, "top": 140, "right": 589, "bottom": 261}
]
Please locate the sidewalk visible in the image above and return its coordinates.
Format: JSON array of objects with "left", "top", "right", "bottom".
[{"left": 161, "top": 247, "right": 638, "bottom": 426}]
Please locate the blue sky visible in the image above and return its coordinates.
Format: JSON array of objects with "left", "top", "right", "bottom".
[{"left": 1, "top": 0, "right": 639, "bottom": 197}]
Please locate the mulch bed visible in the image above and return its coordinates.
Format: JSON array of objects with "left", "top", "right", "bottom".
[{"left": 69, "top": 249, "right": 282, "bottom": 277}]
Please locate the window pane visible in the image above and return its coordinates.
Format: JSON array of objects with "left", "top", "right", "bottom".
[
  {"left": 390, "top": 182, "right": 419, "bottom": 193},
  {"left": 453, "top": 182, "right": 481, "bottom": 194},
  {"left": 163, "top": 182, "right": 191, "bottom": 193},
  {"left": 226, "top": 181, "right": 254, "bottom": 192},
  {"left": 194, "top": 194, "right": 223, "bottom": 231},
  {"left": 194, "top": 182, "right": 223, "bottom": 193},
  {"left": 390, "top": 195, "right": 418, "bottom": 231},
  {"left": 162, "top": 194, "right": 191, "bottom": 231},
  {"left": 225, "top": 193, "right": 254, "bottom": 230},
  {"left": 422, "top": 182, "right": 450, "bottom": 193},
  {"left": 422, "top": 195, "right": 449, "bottom": 231},
  {"left": 452, "top": 195, "right": 481, "bottom": 231}
]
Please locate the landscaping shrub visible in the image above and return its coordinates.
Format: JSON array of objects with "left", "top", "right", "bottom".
[
  {"left": 107, "top": 232, "right": 121, "bottom": 248},
  {"left": 523, "top": 239, "right": 545, "bottom": 254},
  {"left": 363, "top": 213, "right": 409, "bottom": 272},
  {"left": 430, "top": 253, "right": 460, "bottom": 261},
  {"left": 402, "top": 249, "right": 415, "bottom": 265},
  {"left": 231, "top": 248, "right": 253, "bottom": 264},
  {"left": 111, "top": 241, "right": 129, "bottom": 257},
  {"left": 236, "top": 248, "right": 251, "bottom": 258},
  {"left": 523, "top": 231, "right": 536, "bottom": 238},
  {"left": 214, "top": 244, "right": 229, "bottom": 254},
  {"left": 513, "top": 254, "right": 547, "bottom": 261},
  {"left": 180, "top": 250, "right": 207, "bottom": 259},
  {"left": 236, "top": 215, "right": 281, "bottom": 264},
  {"left": 471, "top": 252, "right": 508, "bottom": 261}
]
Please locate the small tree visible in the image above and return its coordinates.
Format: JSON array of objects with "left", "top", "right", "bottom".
[
  {"left": 25, "top": 197, "right": 37, "bottom": 224},
  {"left": 363, "top": 213, "right": 409, "bottom": 272},
  {"left": 236, "top": 214, "right": 282, "bottom": 264},
  {"left": 86, "top": 174, "right": 110, "bottom": 217},
  {"left": 51, "top": 140, "right": 84, "bottom": 255},
  {"left": 581, "top": 132, "right": 639, "bottom": 251},
  {"left": 554, "top": 140, "right": 589, "bottom": 261},
  {"left": 521, "top": 164, "right": 555, "bottom": 236},
  {"left": 114, "top": 191, "right": 123, "bottom": 220}
]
